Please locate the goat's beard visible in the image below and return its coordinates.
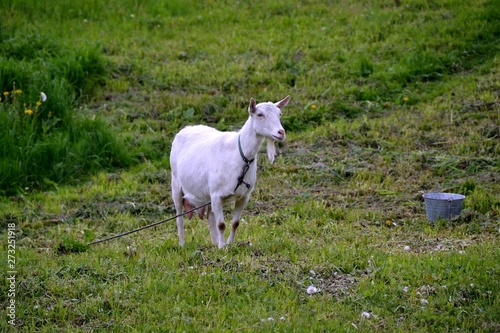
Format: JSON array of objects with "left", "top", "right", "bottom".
[{"left": 266, "top": 139, "right": 277, "bottom": 163}]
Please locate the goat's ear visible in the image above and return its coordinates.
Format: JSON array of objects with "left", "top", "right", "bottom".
[
  {"left": 248, "top": 98, "right": 257, "bottom": 114},
  {"left": 275, "top": 95, "right": 290, "bottom": 109},
  {"left": 266, "top": 139, "right": 276, "bottom": 163}
]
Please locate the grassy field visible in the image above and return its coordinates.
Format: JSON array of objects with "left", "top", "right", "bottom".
[{"left": 1, "top": 0, "right": 499, "bottom": 332}]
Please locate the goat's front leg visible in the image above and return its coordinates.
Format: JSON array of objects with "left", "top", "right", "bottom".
[
  {"left": 206, "top": 205, "right": 218, "bottom": 245},
  {"left": 227, "top": 195, "right": 250, "bottom": 245},
  {"left": 210, "top": 196, "right": 226, "bottom": 249}
]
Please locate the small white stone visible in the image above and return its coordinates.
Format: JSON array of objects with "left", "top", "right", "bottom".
[
  {"left": 361, "top": 312, "right": 371, "bottom": 319},
  {"left": 403, "top": 286, "right": 409, "bottom": 293},
  {"left": 421, "top": 298, "right": 429, "bottom": 305},
  {"left": 307, "top": 285, "right": 318, "bottom": 295},
  {"left": 404, "top": 246, "right": 411, "bottom": 252}
]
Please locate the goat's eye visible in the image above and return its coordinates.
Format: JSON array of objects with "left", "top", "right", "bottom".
[{"left": 256, "top": 113, "right": 264, "bottom": 118}]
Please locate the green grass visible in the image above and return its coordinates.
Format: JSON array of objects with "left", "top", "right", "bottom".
[
  {"left": 0, "top": 30, "right": 133, "bottom": 195},
  {"left": 1, "top": 0, "right": 499, "bottom": 332}
]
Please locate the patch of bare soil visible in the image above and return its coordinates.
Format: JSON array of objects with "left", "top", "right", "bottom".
[
  {"left": 385, "top": 234, "right": 482, "bottom": 254},
  {"left": 317, "top": 271, "right": 358, "bottom": 298}
]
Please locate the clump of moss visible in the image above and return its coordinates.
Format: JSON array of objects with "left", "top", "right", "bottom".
[{"left": 55, "top": 237, "right": 89, "bottom": 254}]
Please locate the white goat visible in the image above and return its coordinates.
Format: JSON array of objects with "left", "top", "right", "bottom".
[{"left": 170, "top": 95, "right": 290, "bottom": 248}]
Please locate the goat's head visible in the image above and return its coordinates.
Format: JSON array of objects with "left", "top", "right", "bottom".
[{"left": 248, "top": 95, "right": 290, "bottom": 163}]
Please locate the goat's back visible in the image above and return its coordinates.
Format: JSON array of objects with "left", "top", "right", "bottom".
[{"left": 171, "top": 125, "right": 235, "bottom": 157}]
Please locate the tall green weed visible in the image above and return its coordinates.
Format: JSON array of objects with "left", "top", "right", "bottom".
[{"left": 0, "top": 29, "right": 132, "bottom": 195}]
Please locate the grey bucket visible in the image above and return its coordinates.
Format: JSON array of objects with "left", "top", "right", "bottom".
[{"left": 422, "top": 192, "right": 465, "bottom": 222}]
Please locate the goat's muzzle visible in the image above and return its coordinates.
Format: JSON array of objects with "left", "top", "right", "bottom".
[{"left": 273, "top": 129, "right": 286, "bottom": 141}]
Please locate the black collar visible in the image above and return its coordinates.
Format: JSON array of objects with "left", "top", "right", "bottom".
[
  {"left": 238, "top": 134, "right": 255, "bottom": 164},
  {"left": 235, "top": 135, "right": 255, "bottom": 191}
]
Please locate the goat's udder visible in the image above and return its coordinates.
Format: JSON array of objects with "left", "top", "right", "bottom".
[{"left": 183, "top": 198, "right": 206, "bottom": 220}]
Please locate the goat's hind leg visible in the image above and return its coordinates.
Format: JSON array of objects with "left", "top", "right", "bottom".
[{"left": 171, "top": 175, "right": 185, "bottom": 246}]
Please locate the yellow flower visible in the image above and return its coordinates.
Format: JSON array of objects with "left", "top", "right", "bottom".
[
  {"left": 36, "top": 101, "right": 42, "bottom": 107},
  {"left": 3, "top": 91, "right": 9, "bottom": 96},
  {"left": 0, "top": 97, "right": 2, "bottom": 102},
  {"left": 14, "top": 89, "right": 22, "bottom": 94},
  {"left": 311, "top": 104, "right": 317, "bottom": 109},
  {"left": 25, "top": 109, "right": 33, "bottom": 115},
  {"left": 403, "top": 97, "right": 409, "bottom": 102}
]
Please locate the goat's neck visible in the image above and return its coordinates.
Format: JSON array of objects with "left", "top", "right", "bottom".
[{"left": 238, "top": 120, "right": 265, "bottom": 161}]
